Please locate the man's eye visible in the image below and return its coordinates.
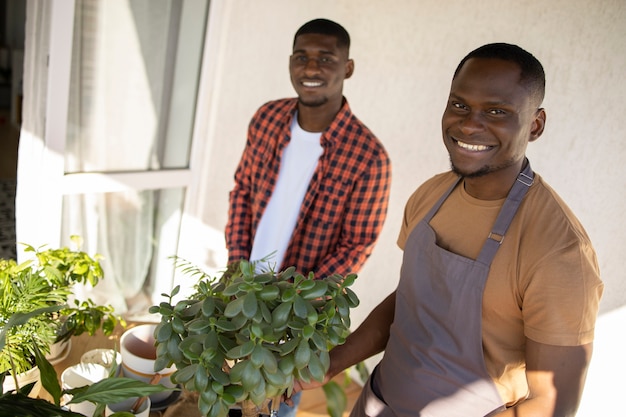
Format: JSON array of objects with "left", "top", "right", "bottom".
[
  {"left": 488, "top": 109, "right": 505, "bottom": 115},
  {"left": 452, "top": 102, "right": 467, "bottom": 110}
]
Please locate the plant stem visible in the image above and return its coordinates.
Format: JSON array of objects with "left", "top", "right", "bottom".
[
  {"left": 7, "top": 349, "right": 19, "bottom": 391},
  {"left": 241, "top": 399, "right": 260, "bottom": 417},
  {"left": 269, "top": 394, "right": 282, "bottom": 417}
]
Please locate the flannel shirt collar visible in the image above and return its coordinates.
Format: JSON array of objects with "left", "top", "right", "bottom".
[{"left": 290, "top": 97, "right": 353, "bottom": 148}]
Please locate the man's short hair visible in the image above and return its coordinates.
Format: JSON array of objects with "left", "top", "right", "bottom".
[
  {"left": 454, "top": 43, "right": 546, "bottom": 105},
  {"left": 293, "top": 18, "right": 351, "bottom": 52}
]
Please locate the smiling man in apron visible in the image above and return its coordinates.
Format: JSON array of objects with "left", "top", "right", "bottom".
[{"left": 292, "top": 43, "right": 603, "bottom": 416}]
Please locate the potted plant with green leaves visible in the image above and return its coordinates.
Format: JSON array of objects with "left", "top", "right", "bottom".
[
  {"left": 0, "top": 236, "right": 173, "bottom": 416},
  {"left": 0, "top": 236, "right": 123, "bottom": 394},
  {"left": 0, "top": 318, "right": 173, "bottom": 417},
  {"left": 150, "top": 258, "right": 360, "bottom": 417}
]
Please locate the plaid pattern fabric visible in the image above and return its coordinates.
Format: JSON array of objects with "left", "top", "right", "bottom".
[{"left": 226, "top": 97, "right": 391, "bottom": 278}]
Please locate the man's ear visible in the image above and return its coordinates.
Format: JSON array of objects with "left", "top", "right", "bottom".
[
  {"left": 529, "top": 108, "right": 546, "bottom": 142},
  {"left": 345, "top": 59, "right": 355, "bottom": 79}
]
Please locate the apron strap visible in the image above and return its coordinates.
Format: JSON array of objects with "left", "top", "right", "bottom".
[{"left": 476, "top": 160, "right": 534, "bottom": 266}]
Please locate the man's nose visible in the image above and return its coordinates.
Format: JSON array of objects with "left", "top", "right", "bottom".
[
  {"left": 304, "top": 58, "right": 321, "bottom": 75},
  {"left": 459, "top": 112, "right": 484, "bottom": 135}
]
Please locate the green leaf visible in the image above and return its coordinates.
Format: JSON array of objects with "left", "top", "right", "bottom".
[
  {"left": 335, "top": 295, "right": 350, "bottom": 318},
  {"left": 187, "top": 319, "right": 211, "bottom": 333},
  {"left": 300, "top": 280, "right": 329, "bottom": 300},
  {"left": 224, "top": 384, "right": 246, "bottom": 402},
  {"left": 262, "top": 367, "right": 287, "bottom": 388},
  {"left": 201, "top": 298, "right": 216, "bottom": 317},
  {"left": 281, "top": 288, "right": 297, "bottom": 303},
  {"left": 200, "top": 385, "right": 217, "bottom": 406},
  {"left": 229, "top": 360, "right": 247, "bottom": 383},
  {"left": 0, "top": 392, "right": 86, "bottom": 417},
  {"left": 226, "top": 340, "right": 255, "bottom": 359},
  {"left": 241, "top": 361, "right": 262, "bottom": 393},
  {"left": 155, "top": 322, "right": 173, "bottom": 342},
  {"left": 35, "top": 345, "right": 62, "bottom": 405},
  {"left": 310, "top": 330, "right": 328, "bottom": 351},
  {"left": 302, "top": 324, "right": 314, "bottom": 340},
  {"left": 154, "top": 356, "right": 173, "bottom": 373},
  {"left": 322, "top": 380, "right": 348, "bottom": 417},
  {"left": 171, "top": 316, "right": 186, "bottom": 334},
  {"left": 342, "top": 273, "right": 357, "bottom": 288},
  {"left": 194, "top": 366, "right": 209, "bottom": 392},
  {"left": 344, "top": 287, "right": 360, "bottom": 307},
  {"left": 250, "top": 344, "right": 265, "bottom": 369},
  {"left": 307, "top": 352, "right": 326, "bottom": 382},
  {"left": 259, "top": 301, "right": 272, "bottom": 324},
  {"left": 294, "top": 339, "right": 311, "bottom": 370},
  {"left": 242, "top": 292, "right": 258, "bottom": 319},
  {"left": 68, "top": 377, "right": 174, "bottom": 405},
  {"left": 173, "top": 363, "right": 198, "bottom": 383},
  {"left": 224, "top": 297, "right": 245, "bottom": 318},
  {"left": 210, "top": 366, "right": 231, "bottom": 386},
  {"left": 278, "top": 266, "right": 296, "bottom": 281},
  {"left": 297, "top": 279, "right": 315, "bottom": 291},
  {"left": 293, "top": 295, "right": 307, "bottom": 319},
  {"left": 258, "top": 285, "right": 279, "bottom": 301},
  {"left": 271, "top": 302, "right": 292, "bottom": 328},
  {"left": 277, "top": 355, "right": 295, "bottom": 375},
  {"left": 214, "top": 318, "right": 237, "bottom": 332}
]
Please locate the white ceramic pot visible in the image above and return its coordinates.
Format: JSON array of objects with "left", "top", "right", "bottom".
[
  {"left": 81, "top": 348, "right": 122, "bottom": 376},
  {"left": 46, "top": 338, "right": 72, "bottom": 365},
  {"left": 120, "top": 324, "right": 176, "bottom": 403},
  {"left": 61, "top": 363, "right": 109, "bottom": 415},
  {"left": 2, "top": 366, "right": 41, "bottom": 397}
]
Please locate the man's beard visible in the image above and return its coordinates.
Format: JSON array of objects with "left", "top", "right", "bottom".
[
  {"left": 450, "top": 157, "right": 517, "bottom": 178},
  {"left": 298, "top": 96, "right": 328, "bottom": 108},
  {"left": 451, "top": 162, "right": 491, "bottom": 178}
]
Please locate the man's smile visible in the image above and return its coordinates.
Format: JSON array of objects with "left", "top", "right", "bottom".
[
  {"left": 453, "top": 138, "right": 493, "bottom": 152},
  {"left": 301, "top": 80, "right": 324, "bottom": 88}
]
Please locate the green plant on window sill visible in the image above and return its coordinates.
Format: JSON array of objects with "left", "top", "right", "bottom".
[{"left": 150, "top": 257, "right": 360, "bottom": 417}]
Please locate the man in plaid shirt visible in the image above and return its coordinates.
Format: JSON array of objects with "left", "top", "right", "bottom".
[
  {"left": 225, "top": 18, "right": 391, "bottom": 416},
  {"left": 226, "top": 18, "right": 391, "bottom": 279}
]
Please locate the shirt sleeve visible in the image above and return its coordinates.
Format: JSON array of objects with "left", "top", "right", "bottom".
[
  {"left": 225, "top": 118, "right": 256, "bottom": 263},
  {"left": 312, "top": 148, "right": 392, "bottom": 278},
  {"left": 522, "top": 238, "right": 603, "bottom": 346}
]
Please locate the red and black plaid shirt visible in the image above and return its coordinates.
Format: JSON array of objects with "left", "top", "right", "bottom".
[{"left": 226, "top": 97, "right": 391, "bottom": 278}]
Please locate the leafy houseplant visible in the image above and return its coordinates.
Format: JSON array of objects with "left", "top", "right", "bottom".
[
  {"left": 0, "top": 236, "right": 172, "bottom": 416},
  {"left": 0, "top": 236, "right": 123, "bottom": 384},
  {"left": 150, "top": 258, "right": 360, "bottom": 417},
  {"left": 0, "top": 335, "right": 173, "bottom": 417}
]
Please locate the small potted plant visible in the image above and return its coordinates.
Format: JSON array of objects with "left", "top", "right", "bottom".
[
  {"left": 0, "top": 236, "right": 123, "bottom": 393},
  {"left": 0, "top": 236, "right": 172, "bottom": 416},
  {"left": 150, "top": 258, "right": 360, "bottom": 417}
]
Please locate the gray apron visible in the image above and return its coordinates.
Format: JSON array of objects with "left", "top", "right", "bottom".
[{"left": 350, "top": 163, "right": 534, "bottom": 417}]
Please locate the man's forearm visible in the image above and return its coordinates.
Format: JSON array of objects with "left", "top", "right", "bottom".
[{"left": 328, "top": 291, "right": 396, "bottom": 379}]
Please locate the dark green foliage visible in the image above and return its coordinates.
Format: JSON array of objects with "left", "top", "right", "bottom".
[{"left": 151, "top": 258, "right": 360, "bottom": 417}]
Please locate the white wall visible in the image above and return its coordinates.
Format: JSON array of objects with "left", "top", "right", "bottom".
[{"left": 185, "top": 1, "right": 626, "bottom": 414}]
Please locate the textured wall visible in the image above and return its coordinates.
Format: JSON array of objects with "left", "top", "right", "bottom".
[{"left": 186, "top": 1, "right": 626, "bottom": 413}]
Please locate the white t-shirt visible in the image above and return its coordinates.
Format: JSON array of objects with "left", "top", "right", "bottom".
[{"left": 249, "top": 113, "right": 323, "bottom": 272}]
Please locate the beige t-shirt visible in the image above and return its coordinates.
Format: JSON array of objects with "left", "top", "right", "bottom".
[{"left": 397, "top": 171, "right": 603, "bottom": 406}]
